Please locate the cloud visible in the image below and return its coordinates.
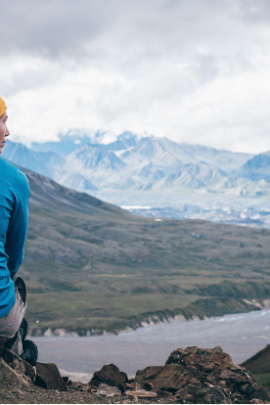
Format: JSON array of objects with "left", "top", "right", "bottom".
[{"left": 1, "top": 0, "right": 270, "bottom": 153}]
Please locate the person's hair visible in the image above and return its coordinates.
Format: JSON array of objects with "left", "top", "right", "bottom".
[{"left": 0, "top": 97, "right": 7, "bottom": 118}]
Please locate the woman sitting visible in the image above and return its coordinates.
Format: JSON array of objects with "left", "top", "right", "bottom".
[{"left": 0, "top": 97, "right": 37, "bottom": 365}]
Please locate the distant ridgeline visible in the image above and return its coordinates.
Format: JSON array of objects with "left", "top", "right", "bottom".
[
  {"left": 15, "top": 167, "right": 270, "bottom": 336},
  {"left": 3, "top": 132, "right": 270, "bottom": 228}
]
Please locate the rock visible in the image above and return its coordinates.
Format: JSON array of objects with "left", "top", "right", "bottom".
[
  {"left": 35, "top": 362, "right": 67, "bottom": 391},
  {"left": 125, "top": 389, "right": 157, "bottom": 398},
  {"left": 219, "top": 369, "right": 235, "bottom": 380},
  {"left": 239, "top": 383, "right": 254, "bottom": 395},
  {"left": 134, "top": 346, "right": 270, "bottom": 403},
  {"left": 176, "top": 384, "right": 232, "bottom": 404},
  {"left": 205, "top": 374, "right": 217, "bottom": 384},
  {"left": 2, "top": 348, "right": 35, "bottom": 383},
  {"left": 165, "top": 348, "right": 187, "bottom": 365},
  {"left": 143, "top": 381, "right": 155, "bottom": 390},
  {"left": 213, "top": 346, "right": 224, "bottom": 354},
  {"left": 134, "top": 363, "right": 189, "bottom": 393},
  {"left": 96, "top": 383, "right": 122, "bottom": 396},
  {"left": 185, "top": 346, "right": 198, "bottom": 354},
  {"left": 219, "top": 380, "right": 227, "bottom": 386},
  {"left": 197, "top": 348, "right": 214, "bottom": 356},
  {"left": 0, "top": 343, "right": 269, "bottom": 404},
  {"left": 128, "top": 381, "right": 142, "bottom": 391},
  {"left": 62, "top": 376, "right": 70, "bottom": 385},
  {"left": 251, "top": 382, "right": 261, "bottom": 391},
  {"left": 154, "top": 388, "right": 174, "bottom": 397},
  {"left": 204, "top": 364, "right": 215, "bottom": 372},
  {"left": 70, "top": 382, "right": 87, "bottom": 392},
  {"left": 0, "top": 357, "right": 30, "bottom": 388},
  {"left": 251, "top": 389, "right": 270, "bottom": 402},
  {"left": 89, "top": 364, "right": 128, "bottom": 393},
  {"left": 229, "top": 365, "right": 242, "bottom": 371},
  {"left": 190, "top": 377, "right": 202, "bottom": 385},
  {"left": 166, "top": 346, "right": 233, "bottom": 370}
]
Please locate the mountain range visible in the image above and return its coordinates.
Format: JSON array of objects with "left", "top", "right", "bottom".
[{"left": 3, "top": 132, "right": 270, "bottom": 228}]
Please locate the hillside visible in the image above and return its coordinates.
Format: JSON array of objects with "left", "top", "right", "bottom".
[
  {"left": 241, "top": 345, "right": 270, "bottom": 387},
  {"left": 15, "top": 166, "right": 270, "bottom": 335}
]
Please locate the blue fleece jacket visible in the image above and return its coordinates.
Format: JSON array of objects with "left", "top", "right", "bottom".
[{"left": 0, "top": 157, "right": 29, "bottom": 318}]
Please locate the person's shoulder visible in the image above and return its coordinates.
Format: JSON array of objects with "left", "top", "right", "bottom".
[
  {"left": 0, "top": 157, "right": 17, "bottom": 184},
  {"left": 0, "top": 157, "right": 29, "bottom": 194},
  {"left": 15, "top": 167, "right": 29, "bottom": 193},
  {"left": 0, "top": 155, "right": 16, "bottom": 171}
]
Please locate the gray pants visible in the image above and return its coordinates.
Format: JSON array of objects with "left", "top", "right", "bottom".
[{"left": 0, "top": 277, "right": 27, "bottom": 355}]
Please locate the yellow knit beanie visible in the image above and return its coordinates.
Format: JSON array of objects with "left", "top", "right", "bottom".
[{"left": 0, "top": 97, "right": 7, "bottom": 117}]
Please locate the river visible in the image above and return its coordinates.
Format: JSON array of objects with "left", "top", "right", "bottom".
[{"left": 32, "top": 308, "right": 270, "bottom": 377}]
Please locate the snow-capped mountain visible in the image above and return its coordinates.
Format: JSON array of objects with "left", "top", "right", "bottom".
[
  {"left": 58, "top": 173, "right": 98, "bottom": 193},
  {"left": 240, "top": 152, "right": 270, "bottom": 182},
  {"left": 2, "top": 140, "right": 65, "bottom": 179},
  {"left": 3, "top": 132, "right": 270, "bottom": 228},
  {"left": 58, "top": 135, "right": 256, "bottom": 193}
]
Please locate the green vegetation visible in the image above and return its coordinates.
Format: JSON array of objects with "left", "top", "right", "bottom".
[
  {"left": 241, "top": 345, "right": 270, "bottom": 387},
  {"left": 251, "top": 373, "right": 270, "bottom": 387},
  {"left": 22, "top": 169, "right": 270, "bottom": 334}
]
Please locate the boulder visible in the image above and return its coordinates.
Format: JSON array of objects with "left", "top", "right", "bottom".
[
  {"left": 2, "top": 348, "right": 35, "bottom": 383},
  {"left": 35, "top": 362, "right": 67, "bottom": 391},
  {"left": 133, "top": 346, "right": 270, "bottom": 403},
  {"left": 89, "top": 364, "right": 128, "bottom": 392},
  {"left": 0, "top": 357, "right": 30, "bottom": 389},
  {"left": 0, "top": 347, "right": 35, "bottom": 389}
]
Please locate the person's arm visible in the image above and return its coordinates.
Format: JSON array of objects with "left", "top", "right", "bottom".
[{"left": 5, "top": 169, "right": 30, "bottom": 280}]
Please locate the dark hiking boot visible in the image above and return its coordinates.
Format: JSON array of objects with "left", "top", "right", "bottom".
[
  {"left": 19, "top": 318, "right": 28, "bottom": 342},
  {"left": 20, "top": 340, "right": 38, "bottom": 366}
]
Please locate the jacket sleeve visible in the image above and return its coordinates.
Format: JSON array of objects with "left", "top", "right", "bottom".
[{"left": 5, "top": 170, "right": 30, "bottom": 280}]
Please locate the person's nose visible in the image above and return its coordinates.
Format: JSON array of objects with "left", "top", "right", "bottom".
[{"left": 5, "top": 126, "right": 10, "bottom": 137}]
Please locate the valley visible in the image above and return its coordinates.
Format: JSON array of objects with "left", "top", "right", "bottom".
[{"left": 17, "top": 167, "right": 270, "bottom": 335}]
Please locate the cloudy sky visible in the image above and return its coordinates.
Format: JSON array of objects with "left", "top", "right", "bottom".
[{"left": 1, "top": 0, "right": 270, "bottom": 153}]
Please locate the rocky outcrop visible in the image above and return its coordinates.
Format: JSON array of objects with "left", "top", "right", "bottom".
[
  {"left": 0, "top": 340, "right": 270, "bottom": 404},
  {"left": 134, "top": 346, "right": 270, "bottom": 403}
]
